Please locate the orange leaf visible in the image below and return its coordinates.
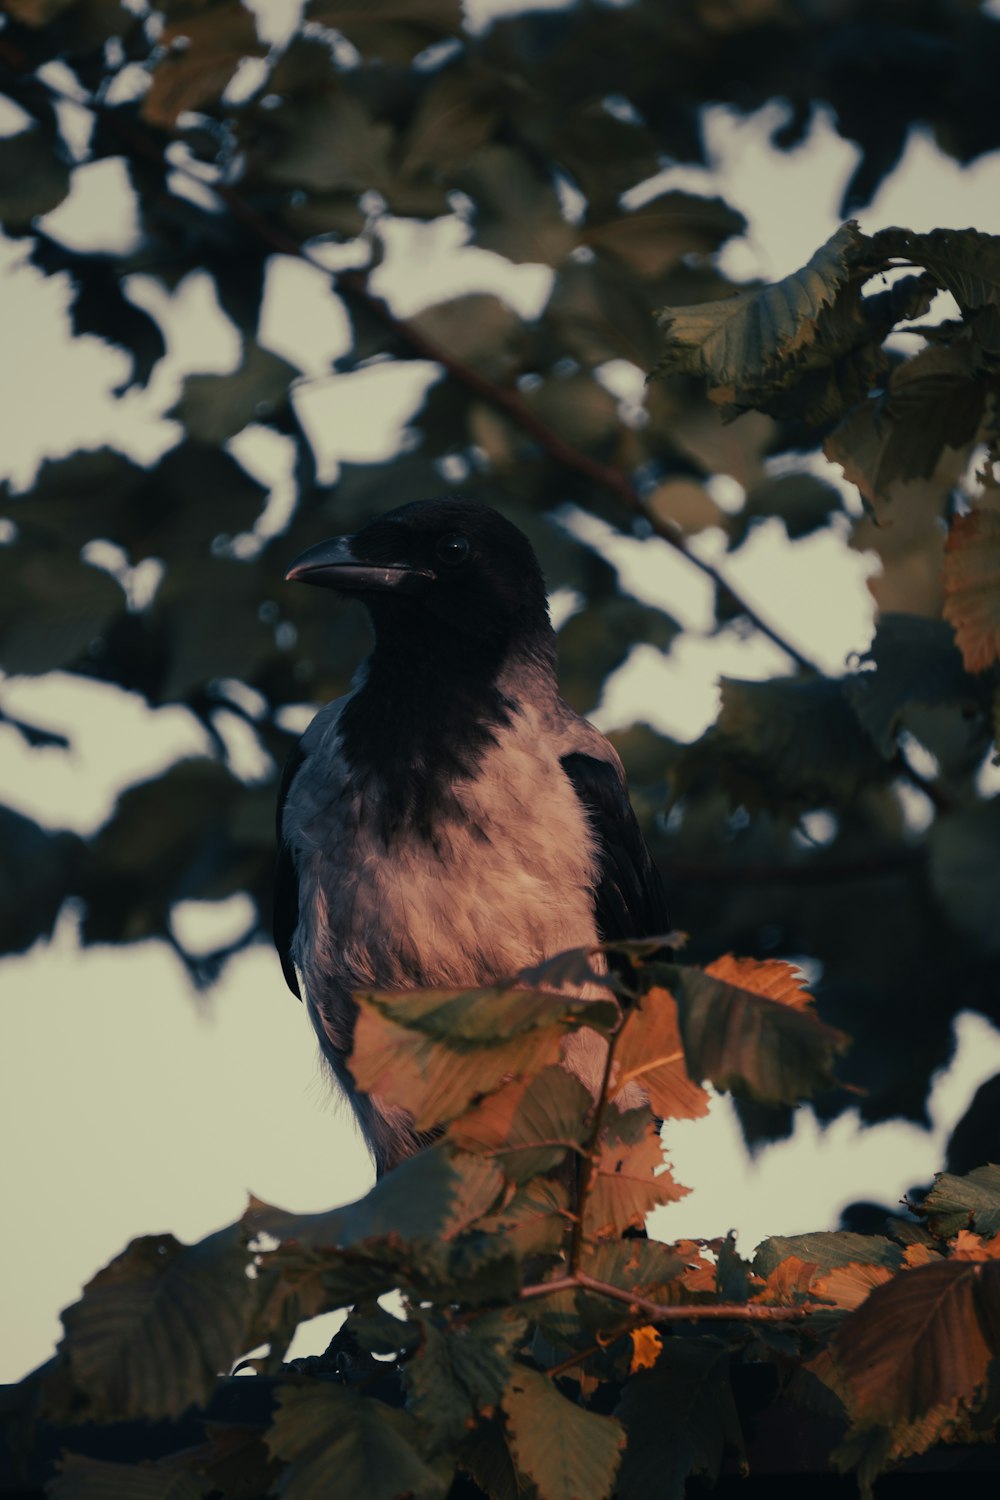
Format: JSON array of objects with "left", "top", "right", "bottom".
[
  {"left": 943, "top": 508, "right": 1000, "bottom": 673},
  {"left": 950, "top": 1229, "right": 1000, "bottom": 1262},
  {"left": 615, "top": 987, "right": 710, "bottom": 1122},
  {"left": 629, "top": 1326, "right": 663, "bottom": 1374},
  {"left": 812, "top": 1261, "right": 893, "bottom": 1311},
  {"left": 755, "top": 1254, "right": 819, "bottom": 1305},
  {"left": 584, "top": 1121, "right": 689, "bottom": 1241},
  {"left": 704, "top": 955, "right": 814, "bottom": 1012}
]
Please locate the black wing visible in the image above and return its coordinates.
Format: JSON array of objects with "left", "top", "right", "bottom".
[
  {"left": 274, "top": 740, "right": 307, "bottom": 1000},
  {"left": 561, "top": 752, "right": 670, "bottom": 943}
]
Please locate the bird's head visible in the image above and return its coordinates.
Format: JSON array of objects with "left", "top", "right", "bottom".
[{"left": 285, "top": 497, "right": 552, "bottom": 658}]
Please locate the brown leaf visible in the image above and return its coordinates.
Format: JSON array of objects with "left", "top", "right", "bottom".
[
  {"left": 646, "top": 479, "right": 725, "bottom": 538},
  {"left": 615, "top": 987, "right": 711, "bottom": 1122},
  {"left": 756, "top": 1254, "right": 820, "bottom": 1305},
  {"left": 943, "top": 507, "right": 1000, "bottom": 672},
  {"left": 143, "top": 0, "right": 265, "bottom": 129},
  {"left": 828, "top": 1259, "right": 1000, "bottom": 1426},
  {"left": 812, "top": 1262, "right": 894, "bottom": 1311},
  {"left": 704, "top": 955, "right": 814, "bottom": 1013},
  {"left": 584, "top": 1115, "right": 689, "bottom": 1240}
]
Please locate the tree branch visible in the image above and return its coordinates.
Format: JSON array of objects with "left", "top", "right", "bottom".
[{"left": 519, "top": 1272, "right": 825, "bottom": 1322}]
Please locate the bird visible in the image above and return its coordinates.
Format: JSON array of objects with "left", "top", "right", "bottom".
[{"left": 274, "top": 496, "right": 669, "bottom": 1177}]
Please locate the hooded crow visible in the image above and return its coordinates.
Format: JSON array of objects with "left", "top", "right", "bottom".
[{"left": 275, "top": 497, "right": 669, "bottom": 1176}]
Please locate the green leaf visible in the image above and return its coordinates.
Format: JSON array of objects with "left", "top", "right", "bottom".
[
  {"left": 503, "top": 1365, "right": 625, "bottom": 1500},
  {"left": 168, "top": 344, "right": 298, "bottom": 444},
  {"left": 665, "top": 962, "right": 849, "bottom": 1108},
  {"left": 654, "top": 222, "right": 866, "bottom": 402},
  {"left": 754, "top": 1231, "right": 903, "bottom": 1279},
  {"left": 558, "top": 598, "right": 679, "bottom": 715},
  {"left": 457, "top": 145, "right": 576, "bottom": 266},
  {"left": 0, "top": 547, "right": 125, "bottom": 675},
  {"left": 731, "top": 471, "right": 844, "bottom": 548},
  {"left": 845, "top": 613, "right": 987, "bottom": 758},
  {"left": 266, "top": 1382, "right": 448, "bottom": 1500},
  {"left": 458, "top": 1419, "right": 522, "bottom": 1500},
  {"left": 0, "top": 129, "right": 70, "bottom": 226},
  {"left": 678, "top": 675, "right": 888, "bottom": 815},
  {"left": 404, "top": 1308, "right": 524, "bottom": 1453},
  {"left": 929, "top": 798, "right": 1000, "bottom": 954},
  {"left": 247, "top": 1147, "right": 504, "bottom": 1253},
  {"left": 475, "top": 1177, "right": 570, "bottom": 1263},
  {"left": 922, "top": 1165, "right": 1000, "bottom": 1239},
  {"left": 57, "top": 1222, "right": 255, "bottom": 1421},
  {"left": 615, "top": 1338, "right": 743, "bottom": 1500},
  {"left": 303, "top": 0, "right": 462, "bottom": 62},
  {"left": 255, "top": 89, "right": 393, "bottom": 194},
  {"left": 49, "top": 1456, "right": 203, "bottom": 1500},
  {"left": 870, "top": 225, "right": 1000, "bottom": 314},
  {"left": 582, "top": 191, "right": 745, "bottom": 280}
]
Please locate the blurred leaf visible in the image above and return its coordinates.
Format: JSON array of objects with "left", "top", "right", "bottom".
[
  {"left": 408, "top": 295, "right": 527, "bottom": 382},
  {"left": 266, "top": 1382, "right": 447, "bottom": 1500},
  {"left": 143, "top": 0, "right": 266, "bottom": 129},
  {"left": 943, "top": 506, "right": 1000, "bottom": 674},
  {"left": 663, "top": 958, "right": 848, "bottom": 1108},
  {"left": 845, "top": 613, "right": 986, "bottom": 757},
  {"left": 544, "top": 257, "right": 661, "bottom": 371},
  {"left": 256, "top": 89, "right": 393, "bottom": 193},
  {"left": 614, "top": 1339, "right": 743, "bottom": 1500},
  {"left": 646, "top": 479, "right": 725, "bottom": 539},
  {"left": 583, "top": 192, "right": 745, "bottom": 280},
  {"left": 168, "top": 344, "right": 298, "bottom": 443},
  {"left": 0, "top": 806, "right": 83, "bottom": 955},
  {"left": 457, "top": 1419, "right": 521, "bottom": 1500},
  {"left": 679, "top": 675, "right": 889, "bottom": 815},
  {"left": 56, "top": 1222, "right": 254, "bottom": 1422},
  {"left": 304, "top": 0, "right": 462, "bottom": 62},
  {"left": 558, "top": 596, "right": 679, "bottom": 714},
  {"left": 0, "top": 546, "right": 125, "bottom": 674},
  {"left": 754, "top": 1231, "right": 903, "bottom": 1280},
  {"left": 503, "top": 1365, "right": 625, "bottom": 1500},
  {"left": 398, "top": 65, "right": 502, "bottom": 178},
  {"left": 731, "top": 471, "right": 844, "bottom": 548},
  {"left": 0, "top": 129, "right": 70, "bottom": 226},
  {"left": 49, "top": 1456, "right": 203, "bottom": 1500},
  {"left": 0, "top": 447, "right": 144, "bottom": 553},
  {"left": 458, "top": 145, "right": 576, "bottom": 266},
  {"left": 928, "top": 797, "right": 1000, "bottom": 953},
  {"left": 922, "top": 1165, "right": 1000, "bottom": 1239},
  {"left": 133, "top": 441, "right": 269, "bottom": 561}
]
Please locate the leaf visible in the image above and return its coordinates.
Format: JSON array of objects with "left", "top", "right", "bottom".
[
  {"left": 49, "top": 1456, "right": 203, "bottom": 1500},
  {"left": 408, "top": 295, "right": 527, "bottom": 382},
  {"left": 754, "top": 1231, "right": 903, "bottom": 1280},
  {"left": 655, "top": 221, "right": 866, "bottom": 405},
  {"left": 266, "top": 1382, "right": 447, "bottom": 1500},
  {"left": 827, "top": 1259, "right": 1000, "bottom": 1427},
  {"left": 458, "top": 1419, "right": 521, "bottom": 1500},
  {"left": 614, "top": 987, "right": 710, "bottom": 1123},
  {"left": 582, "top": 192, "right": 745, "bottom": 280},
  {"left": 645, "top": 479, "right": 725, "bottom": 538},
  {"left": 845, "top": 613, "right": 986, "bottom": 757},
  {"left": 475, "top": 1178, "right": 570, "bottom": 1263},
  {"left": 558, "top": 596, "right": 680, "bottom": 714},
  {"left": 304, "top": 0, "right": 463, "bottom": 62},
  {"left": 503, "top": 1365, "right": 625, "bottom": 1500},
  {"left": 922, "top": 1165, "right": 1000, "bottom": 1239},
  {"left": 448, "top": 1067, "right": 593, "bottom": 1182},
  {"left": 247, "top": 1147, "right": 504, "bottom": 1256},
  {"left": 543, "top": 257, "right": 661, "bottom": 371},
  {"left": 664, "top": 959, "right": 849, "bottom": 1108},
  {"left": 812, "top": 1262, "right": 895, "bottom": 1311},
  {"left": 679, "top": 675, "right": 888, "bottom": 815},
  {"left": 584, "top": 1111, "right": 688, "bottom": 1241},
  {"left": 351, "top": 980, "right": 617, "bottom": 1132},
  {"left": 403, "top": 1308, "right": 524, "bottom": 1453},
  {"left": 943, "top": 507, "right": 1000, "bottom": 673},
  {"left": 143, "top": 0, "right": 266, "bottom": 129},
  {"left": 256, "top": 89, "right": 393, "bottom": 194},
  {"left": 614, "top": 1338, "right": 743, "bottom": 1500},
  {"left": 0, "top": 129, "right": 70, "bottom": 226},
  {"left": 732, "top": 471, "right": 844, "bottom": 547},
  {"left": 398, "top": 67, "right": 502, "bottom": 178},
  {"left": 168, "top": 344, "right": 298, "bottom": 444},
  {"left": 628, "top": 1327, "right": 663, "bottom": 1373},
  {"left": 0, "top": 546, "right": 125, "bottom": 675},
  {"left": 870, "top": 225, "right": 1000, "bottom": 315},
  {"left": 457, "top": 145, "right": 576, "bottom": 266},
  {"left": 928, "top": 798, "right": 1000, "bottom": 954},
  {"left": 56, "top": 1222, "right": 255, "bottom": 1421}
]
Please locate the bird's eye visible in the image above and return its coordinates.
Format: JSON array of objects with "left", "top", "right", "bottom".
[{"left": 435, "top": 533, "right": 471, "bottom": 566}]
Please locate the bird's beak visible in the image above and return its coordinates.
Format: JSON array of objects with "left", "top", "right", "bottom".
[{"left": 285, "top": 537, "right": 428, "bottom": 592}]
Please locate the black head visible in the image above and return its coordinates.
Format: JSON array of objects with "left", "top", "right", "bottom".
[{"left": 286, "top": 497, "right": 552, "bottom": 658}]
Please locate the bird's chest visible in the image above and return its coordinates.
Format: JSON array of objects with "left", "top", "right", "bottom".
[{"left": 293, "top": 718, "right": 600, "bottom": 993}]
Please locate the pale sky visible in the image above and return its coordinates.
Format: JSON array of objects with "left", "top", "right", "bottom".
[{"left": 4, "top": 91, "right": 1000, "bottom": 1382}]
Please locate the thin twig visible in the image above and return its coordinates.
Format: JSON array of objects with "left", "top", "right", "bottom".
[
  {"left": 0, "top": 47, "right": 821, "bottom": 675},
  {"left": 520, "top": 1271, "right": 825, "bottom": 1322},
  {"left": 566, "top": 1025, "right": 622, "bottom": 1275}
]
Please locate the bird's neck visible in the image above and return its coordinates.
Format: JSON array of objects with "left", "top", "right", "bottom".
[{"left": 338, "top": 621, "right": 557, "bottom": 838}]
